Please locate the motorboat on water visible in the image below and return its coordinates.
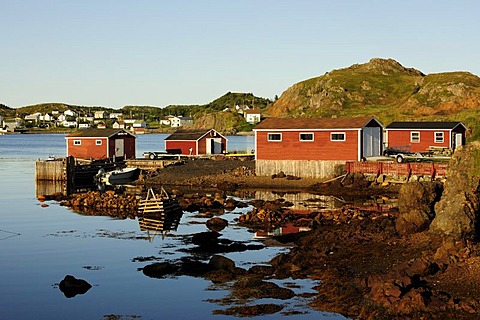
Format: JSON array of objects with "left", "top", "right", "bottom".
[{"left": 96, "top": 167, "right": 139, "bottom": 185}]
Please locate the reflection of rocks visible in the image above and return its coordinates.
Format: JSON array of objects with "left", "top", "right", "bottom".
[
  {"left": 187, "top": 231, "right": 264, "bottom": 254},
  {"left": 213, "top": 303, "right": 284, "bottom": 317},
  {"left": 59, "top": 275, "right": 92, "bottom": 298}
]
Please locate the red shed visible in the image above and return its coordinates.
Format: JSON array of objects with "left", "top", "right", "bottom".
[
  {"left": 164, "top": 129, "right": 227, "bottom": 155},
  {"left": 253, "top": 116, "right": 384, "bottom": 178},
  {"left": 65, "top": 128, "right": 136, "bottom": 160},
  {"left": 385, "top": 121, "right": 467, "bottom": 153}
]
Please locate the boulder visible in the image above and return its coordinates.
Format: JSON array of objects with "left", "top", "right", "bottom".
[
  {"left": 430, "top": 142, "right": 480, "bottom": 240},
  {"left": 395, "top": 181, "right": 443, "bottom": 235},
  {"left": 206, "top": 217, "right": 228, "bottom": 232},
  {"left": 59, "top": 275, "right": 92, "bottom": 298},
  {"left": 208, "top": 255, "right": 236, "bottom": 271},
  {"left": 143, "top": 262, "right": 178, "bottom": 278}
]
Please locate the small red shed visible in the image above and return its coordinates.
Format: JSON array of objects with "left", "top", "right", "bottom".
[
  {"left": 65, "top": 128, "right": 136, "bottom": 160},
  {"left": 385, "top": 121, "right": 467, "bottom": 153},
  {"left": 164, "top": 129, "right": 227, "bottom": 155},
  {"left": 252, "top": 116, "right": 384, "bottom": 178}
]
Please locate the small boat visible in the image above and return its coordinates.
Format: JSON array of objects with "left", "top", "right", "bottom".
[{"left": 97, "top": 167, "right": 139, "bottom": 185}]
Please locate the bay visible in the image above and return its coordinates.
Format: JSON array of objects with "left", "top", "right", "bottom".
[{"left": 0, "top": 134, "right": 346, "bottom": 320}]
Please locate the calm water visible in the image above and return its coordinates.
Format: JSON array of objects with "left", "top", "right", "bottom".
[{"left": 0, "top": 134, "right": 347, "bottom": 320}]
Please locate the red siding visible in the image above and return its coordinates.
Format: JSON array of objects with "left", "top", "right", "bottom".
[
  {"left": 68, "top": 138, "right": 108, "bottom": 159},
  {"left": 67, "top": 135, "right": 136, "bottom": 160},
  {"left": 387, "top": 130, "right": 451, "bottom": 152},
  {"left": 165, "top": 141, "right": 197, "bottom": 155},
  {"left": 256, "top": 130, "right": 360, "bottom": 161}
]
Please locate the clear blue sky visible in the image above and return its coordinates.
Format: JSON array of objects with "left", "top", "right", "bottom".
[{"left": 2, "top": 0, "right": 479, "bottom": 109}]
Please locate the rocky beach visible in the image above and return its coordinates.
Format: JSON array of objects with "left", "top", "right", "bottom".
[{"left": 53, "top": 143, "right": 480, "bottom": 319}]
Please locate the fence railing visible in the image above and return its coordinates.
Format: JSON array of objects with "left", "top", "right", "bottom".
[{"left": 345, "top": 161, "right": 448, "bottom": 179}]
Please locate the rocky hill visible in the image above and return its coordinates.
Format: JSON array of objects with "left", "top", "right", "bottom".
[{"left": 267, "top": 58, "right": 480, "bottom": 140}]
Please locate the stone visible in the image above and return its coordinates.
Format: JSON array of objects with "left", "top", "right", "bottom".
[
  {"left": 143, "top": 262, "right": 177, "bottom": 278},
  {"left": 59, "top": 275, "right": 92, "bottom": 298},
  {"left": 208, "top": 255, "right": 236, "bottom": 271},
  {"left": 206, "top": 217, "right": 228, "bottom": 232}
]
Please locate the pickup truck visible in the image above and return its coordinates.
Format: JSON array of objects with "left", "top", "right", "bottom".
[{"left": 144, "top": 149, "right": 182, "bottom": 160}]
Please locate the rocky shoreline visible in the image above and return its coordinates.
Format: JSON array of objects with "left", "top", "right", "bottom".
[{"left": 42, "top": 143, "right": 480, "bottom": 319}]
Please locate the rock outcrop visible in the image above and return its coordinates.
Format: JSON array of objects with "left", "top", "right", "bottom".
[
  {"left": 396, "top": 181, "right": 443, "bottom": 236},
  {"left": 430, "top": 142, "right": 480, "bottom": 239}
]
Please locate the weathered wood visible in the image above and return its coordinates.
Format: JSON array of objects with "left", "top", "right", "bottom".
[
  {"left": 255, "top": 159, "right": 344, "bottom": 178},
  {"left": 35, "top": 158, "right": 66, "bottom": 181}
]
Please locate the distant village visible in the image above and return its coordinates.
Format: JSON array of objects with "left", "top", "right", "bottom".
[{"left": 0, "top": 105, "right": 262, "bottom": 134}]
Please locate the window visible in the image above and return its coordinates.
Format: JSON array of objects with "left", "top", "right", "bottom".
[
  {"left": 96, "top": 140, "right": 102, "bottom": 145},
  {"left": 73, "top": 140, "right": 81, "bottom": 146},
  {"left": 434, "top": 132, "right": 444, "bottom": 143},
  {"left": 330, "top": 132, "right": 346, "bottom": 141},
  {"left": 267, "top": 133, "right": 282, "bottom": 141},
  {"left": 410, "top": 132, "right": 420, "bottom": 143},
  {"left": 299, "top": 133, "right": 314, "bottom": 141}
]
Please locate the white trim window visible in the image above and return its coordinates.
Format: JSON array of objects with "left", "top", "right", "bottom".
[
  {"left": 410, "top": 131, "right": 420, "bottom": 143},
  {"left": 299, "top": 132, "right": 314, "bottom": 142},
  {"left": 330, "top": 132, "right": 346, "bottom": 142},
  {"left": 434, "top": 132, "right": 444, "bottom": 143},
  {"left": 96, "top": 140, "right": 102, "bottom": 145},
  {"left": 73, "top": 140, "right": 81, "bottom": 146},
  {"left": 267, "top": 133, "right": 282, "bottom": 142}
]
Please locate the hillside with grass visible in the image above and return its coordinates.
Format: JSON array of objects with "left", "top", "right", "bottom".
[{"left": 267, "top": 58, "right": 480, "bottom": 140}]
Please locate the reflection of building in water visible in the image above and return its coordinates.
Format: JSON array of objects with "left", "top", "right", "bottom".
[
  {"left": 254, "top": 223, "right": 311, "bottom": 239},
  {"left": 254, "top": 191, "right": 343, "bottom": 212},
  {"left": 35, "top": 180, "right": 65, "bottom": 198},
  {"left": 137, "top": 188, "right": 184, "bottom": 241},
  {"left": 254, "top": 191, "right": 397, "bottom": 213}
]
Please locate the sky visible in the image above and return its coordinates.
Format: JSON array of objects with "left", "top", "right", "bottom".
[{"left": 1, "top": 0, "right": 479, "bottom": 109}]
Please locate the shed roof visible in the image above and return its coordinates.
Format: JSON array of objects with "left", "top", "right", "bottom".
[
  {"left": 66, "top": 128, "right": 135, "bottom": 138},
  {"left": 165, "top": 129, "right": 225, "bottom": 141},
  {"left": 253, "top": 116, "right": 381, "bottom": 130},
  {"left": 386, "top": 121, "right": 465, "bottom": 130}
]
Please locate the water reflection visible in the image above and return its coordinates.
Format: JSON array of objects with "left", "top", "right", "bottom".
[{"left": 254, "top": 190, "right": 397, "bottom": 213}]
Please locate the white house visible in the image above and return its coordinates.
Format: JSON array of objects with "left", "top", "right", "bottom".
[
  {"left": 113, "top": 121, "right": 125, "bottom": 129},
  {"left": 40, "top": 113, "right": 54, "bottom": 122},
  {"left": 244, "top": 109, "right": 261, "bottom": 124},
  {"left": 109, "top": 113, "right": 123, "bottom": 119},
  {"left": 133, "top": 120, "right": 147, "bottom": 128},
  {"left": 64, "top": 109, "right": 77, "bottom": 117},
  {"left": 94, "top": 111, "right": 108, "bottom": 119},
  {"left": 78, "top": 123, "right": 91, "bottom": 129},
  {"left": 62, "top": 120, "right": 77, "bottom": 128},
  {"left": 25, "top": 113, "right": 41, "bottom": 123},
  {"left": 56, "top": 114, "right": 67, "bottom": 122},
  {"left": 170, "top": 116, "right": 193, "bottom": 127}
]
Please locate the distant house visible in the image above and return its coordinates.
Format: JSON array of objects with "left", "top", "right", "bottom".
[
  {"left": 385, "top": 121, "right": 467, "bottom": 153},
  {"left": 253, "top": 116, "right": 384, "bottom": 178},
  {"left": 113, "top": 121, "right": 125, "bottom": 129},
  {"left": 132, "top": 120, "right": 147, "bottom": 128},
  {"left": 3, "top": 118, "right": 22, "bottom": 131},
  {"left": 78, "top": 123, "right": 91, "bottom": 129},
  {"left": 62, "top": 120, "right": 78, "bottom": 128},
  {"left": 97, "top": 123, "right": 107, "bottom": 129},
  {"left": 244, "top": 109, "right": 261, "bottom": 124},
  {"left": 109, "top": 112, "right": 123, "bottom": 119},
  {"left": 170, "top": 116, "right": 193, "bottom": 127},
  {"left": 65, "top": 128, "right": 136, "bottom": 160},
  {"left": 94, "top": 111, "right": 108, "bottom": 119},
  {"left": 40, "top": 113, "right": 54, "bottom": 122},
  {"left": 164, "top": 129, "right": 227, "bottom": 155},
  {"left": 25, "top": 113, "right": 41, "bottom": 123},
  {"left": 64, "top": 109, "right": 77, "bottom": 117}
]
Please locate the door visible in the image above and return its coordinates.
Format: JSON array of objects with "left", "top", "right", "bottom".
[
  {"left": 362, "top": 127, "right": 381, "bottom": 157},
  {"left": 206, "top": 138, "right": 222, "bottom": 154},
  {"left": 454, "top": 133, "right": 464, "bottom": 150},
  {"left": 115, "top": 139, "right": 124, "bottom": 157}
]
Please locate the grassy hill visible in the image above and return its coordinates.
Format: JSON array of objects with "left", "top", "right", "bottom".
[{"left": 267, "top": 58, "right": 480, "bottom": 140}]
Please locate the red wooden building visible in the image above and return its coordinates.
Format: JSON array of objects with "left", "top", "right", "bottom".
[
  {"left": 164, "top": 129, "right": 227, "bottom": 155},
  {"left": 65, "top": 128, "right": 136, "bottom": 160},
  {"left": 253, "top": 116, "right": 384, "bottom": 178},
  {"left": 385, "top": 121, "right": 467, "bottom": 153}
]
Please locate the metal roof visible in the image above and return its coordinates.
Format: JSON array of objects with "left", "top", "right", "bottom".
[
  {"left": 165, "top": 129, "right": 225, "bottom": 141},
  {"left": 65, "top": 128, "right": 135, "bottom": 138},
  {"left": 386, "top": 121, "right": 464, "bottom": 130},
  {"left": 253, "top": 116, "right": 381, "bottom": 130}
]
